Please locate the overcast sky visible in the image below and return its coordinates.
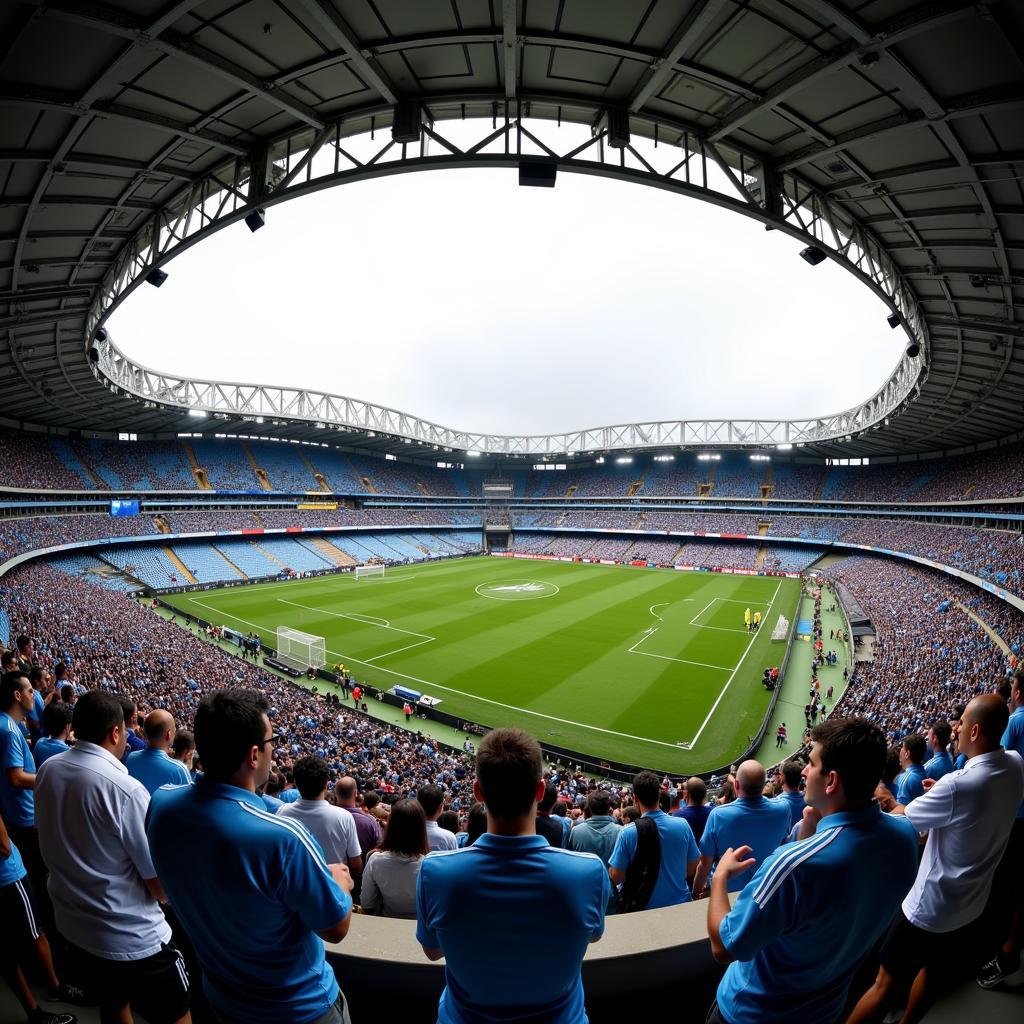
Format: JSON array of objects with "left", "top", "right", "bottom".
[{"left": 109, "top": 142, "right": 901, "bottom": 437}]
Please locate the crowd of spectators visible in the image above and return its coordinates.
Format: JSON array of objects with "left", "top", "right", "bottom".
[{"left": 824, "top": 556, "right": 1023, "bottom": 742}]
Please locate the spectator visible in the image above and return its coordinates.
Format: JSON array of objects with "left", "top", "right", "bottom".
[
  {"left": 848, "top": 695, "right": 1024, "bottom": 1024},
  {"left": 334, "top": 776, "right": 382, "bottom": 860},
  {"left": 418, "top": 783, "right": 457, "bottom": 852},
  {"left": 456, "top": 801, "right": 488, "bottom": 848},
  {"left": 673, "top": 776, "right": 712, "bottom": 842},
  {"left": 170, "top": 729, "right": 196, "bottom": 775},
  {"left": 35, "top": 691, "right": 192, "bottom": 1024},
  {"left": 706, "top": 717, "right": 919, "bottom": 1024},
  {"left": 437, "top": 809, "right": 460, "bottom": 837},
  {"left": 33, "top": 701, "right": 73, "bottom": 768},
  {"left": 416, "top": 728, "right": 609, "bottom": 1023},
  {"left": 0, "top": 811, "right": 81, "bottom": 1024},
  {"left": 894, "top": 733, "right": 928, "bottom": 805},
  {"left": 118, "top": 697, "right": 146, "bottom": 758},
  {"left": 609, "top": 770, "right": 700, "bottom": 912},
  {"left": 772, "top": 761, "right": 805, "bottom": 828},
  {"left": 978, "top": 669, "right": 1024, "bottom": 987},
  {"left": 360, "top": 799, "right": 428, "bottom": 919},
  {"left": 535, "top": 781, "right": 564, "bottom": 848},
  {"left": 924, "top": 720, "right": 954, "bottom": 781},
  {"left": 126, "top": 710, "right": 192, "bottom": 795},
  {"left": 693, "top": 761, "right": 791, "bottom": 896},
  {"left": 0, "top": 672, "right": 45, "bottom": 922},
  {"left": 278, "top": 756, "right": 363, "bottom": 875},
  {"left": 146, "top": 689, "right": 353, "bottom": 1024},
  {"left": 568, "top": 791, "right": 621, "bottom": 912}
]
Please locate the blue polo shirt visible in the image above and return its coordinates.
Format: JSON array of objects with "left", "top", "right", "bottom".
[
  {"left": 33, "top": 737, "right": 70, "bottom": 768},
  {"left": 673, "top": 804, "right": 712, "bottom": 842},
  {"left": 895, "top": 763, "right": 926, "bottom": 805},
  {"left": 716, "top": 804, "right": 919, "bottom": 1024},
  {"left": 609, "top": 809, "right": 700, "bottom": 908},
  {"left": 700, "top": 797, "right": 792, "bottom": 893},
  {"left": 416, "top": 833, "right": 608, "bottom": 1024},
  {"left": 0, "top": 712, "right": 35, "bottom": 827},
  {"left": 126, "top": 747, "right": 191, "bottom": 795},
  {"left": 0, "top": 832, "right": 26, "bottom": 888},
  {"left": 773, "top": 790, "right": 805, "bottom": 828},
  {"left": 279, "top": 788, "right": 300, "bottom": 803},
  {"left": 924, "top": 751, "right": 954, "bottom": 782},
  {"left": 147, "top": 779, "right": 351, "bottom": 1024},
  {"left": 1002, "top": 707, "right": 1024, "bottom": 818}
]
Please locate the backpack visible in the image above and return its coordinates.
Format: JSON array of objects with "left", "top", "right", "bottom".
[{"left": 618, "top": 815, "right": 661, "bottom": 913}]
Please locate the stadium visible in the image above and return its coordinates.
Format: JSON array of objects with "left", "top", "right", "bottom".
[{"left": 0, "top": 2, "right": 1022, "bottom": 1023}]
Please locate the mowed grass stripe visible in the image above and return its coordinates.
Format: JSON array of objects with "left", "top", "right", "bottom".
[{"left": 165, "top": 557, "right": 800, "bottom": 773}]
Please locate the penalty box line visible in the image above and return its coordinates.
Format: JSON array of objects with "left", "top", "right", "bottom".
[
  {"left": 680, "top": 578, "right": 784, "bottom": 751},
  {"left": 182, "top": 597, "right": 688, "bottom": 753}
]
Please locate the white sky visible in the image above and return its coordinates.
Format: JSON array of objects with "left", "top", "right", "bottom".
[{"left": 110, "top": 136, "right": 901, "bottom": 437}]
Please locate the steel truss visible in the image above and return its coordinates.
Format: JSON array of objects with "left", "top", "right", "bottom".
[{"left": 90, "top": 111, "right": 925, "bottom": 456}]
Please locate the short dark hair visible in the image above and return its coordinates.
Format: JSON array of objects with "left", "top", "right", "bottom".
[
  {"left": 171, "top": 730, "right": 195, "bottom": 757},
  {"left": 538, "top": 781, "right": 558, "bottom": 813},
  {"left": 72, "top": 690, "right": 125, "bottom": 745},
  {"left": 929, "top": 720, "right": 952, "bottom": 748},
  {"left": 1, "top": 652, "right": 18, "bottom": 671},
  {"left": 29, "top": 666, "right": 46, "bottom": 686},
  {"left": 811, "top": 716, "right": 887, "bottom": 805},
  {"left": 0, "top": 672, "right": 29, "bottom": 710},
  {"left": 465, "top": 801, "right": 488, "bottom": 846},
  {"left": 417, "top": 783, "right": 445, "bottom": 818},
  {"left": 193, "top": 688, "right": 270, "bottom": 782},
  {"left": 632, "top": 770, "right": 662, "bottom": 808},
  {"left": 42, "top": 700, "right": 73, "bottom": 738},
  {"left": 118, "top": 697, "right": 137, "bottom": 727},
  {"left": 59, "top": 684, "right": 75, "bottom": 703},
  {"left": 15, "top": 635, "right": 31, "bottom": 653},
  {"left": 475, "top": 727, "right": 542, "bottom": 820},
  {"left": 379, "top": 799, "right": 429, "bottom": 857},
  {"left": 54, "top": 662, "right": 68, "bottom": 679},
  {"left": 781, "top": 760, "right": 803, "bottom": 789},
  {"left": 437, "top": 810, "right": 459, "bottom": 834},
  {"left": 294, "top": 756, "right": 330, "bottom": 799},
  {"left": 901, "top": 732, "right": 927, "bottom": 764},
  {"left": 587, "top": 791, "right": 612, "bottom": 816},
  {"left": 363, "top": 790, "right": 380, "bottom": 810}
]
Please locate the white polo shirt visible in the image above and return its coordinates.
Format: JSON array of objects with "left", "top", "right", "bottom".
[
  {"left": 35, "top": 741, "right": 172, "bottom": 960},
  {"left": 277, "top": 798, "right": 361, "bottom": 864},
  {"left": 902, "top": 748, "right": 1024, "bottom": 933},
  {"left": 426, "top": 819, "right": 458, "bottom": 852}
]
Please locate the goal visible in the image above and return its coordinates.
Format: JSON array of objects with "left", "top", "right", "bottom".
[
  {"left": 354, "top": 563, "right": 385, "bottom": 580},
  {"left": 276, "top": 626, "right": 326, "bottom": 670}
]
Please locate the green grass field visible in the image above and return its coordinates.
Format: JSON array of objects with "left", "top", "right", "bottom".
[{"left": 161, "top": 557, "right": 801, "bottom": 774}]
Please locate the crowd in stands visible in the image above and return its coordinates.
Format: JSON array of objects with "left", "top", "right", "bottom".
[
  {"left": 5, "top": 430, "right": 1024, "bottom": 502},
  {"left": 823, "top": 556, "right": 1023, "bottom": 742}
]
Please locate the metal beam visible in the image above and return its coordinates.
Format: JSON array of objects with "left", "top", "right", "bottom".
[
  {"left": 501, "top": 0, "right": 518, "bottom": 102},
  {"left": 295, "top": 0, "right": 397, "bottom": 105},
  {"left": 628, "top": 0, "right": 729, "bottom": 112}
]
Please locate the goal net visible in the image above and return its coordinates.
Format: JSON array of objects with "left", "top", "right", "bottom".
[
  {"left": 276, "top": 626, "right": 326, "bottom": 670},
  {"left": 771, "top": 615, "right": 790, "bottom": 641},
  {"left": 354, "top": 563, "right": 385, "bottom": 580}
]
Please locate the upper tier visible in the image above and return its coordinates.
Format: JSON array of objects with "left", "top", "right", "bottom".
[{"left": 3, "top": 431, "right": 1023, "bottom": 503}]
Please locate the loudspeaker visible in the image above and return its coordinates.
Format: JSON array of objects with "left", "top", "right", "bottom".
[
  {"left": 799, "top": 246, "right": 826, "bottom": 266},
  {"left": 887, "top": 312, "right": 901, "bottom": 329},
  {"left": 519, "top": 159, "right": 557, "bottom": 188},
  {"left": 392, "top": 100, "right": 421, "bottom": 143},
  {"left": 146, "top": 268, "right": 168, "bottom": 288},
  {"left": 607, "top": 109, "right": 630, "bottom": 149},
  {"left": 244, "top": 209, "right": 265, "bottom": 233}
]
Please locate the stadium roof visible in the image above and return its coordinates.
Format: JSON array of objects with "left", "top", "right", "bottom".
[{"left": 1, "top": 0, "right": 1022, "bottom": 461}]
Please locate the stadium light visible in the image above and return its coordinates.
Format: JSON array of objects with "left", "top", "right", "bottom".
[
  {"left": 887, "top": 312, "right": 901, "bottom": 329},
  {"left": 595, "top": 456, "right": 605, "bottom": 464},
  {"left": 776, "top": 443, "right": 793, "bottom": 450},
  {"left": 750, "top": 454, "right": 770, "bottom": 461},
  {"left": 615, "top": 456, "right": 633, "bottom": 464},
  {"left": 799, "top": 245, "right": 827, "bottom": 266},
  {"left": 244, "top": 208, "right": 266, "bottom": 233},
  {"left": 188, "top": 409, "right": 206, "bottom": 418},
  {"left": 906, "top": 340, "right": 921, "bottom": 358},
  {"left": 145, "top": 268, "right": 168, "bottom": 287}
]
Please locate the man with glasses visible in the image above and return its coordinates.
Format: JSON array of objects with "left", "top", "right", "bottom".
[{"left": 146, "top": 688, "right": 354, "bottom": 1024}]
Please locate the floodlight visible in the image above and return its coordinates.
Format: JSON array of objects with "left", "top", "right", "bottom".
[
  {"left": 519, "top": 159, "right": 557, "bottom": 188},
  {"left": 906, "top": 341, "right": 921, "bottom": 358},
  {"left": 87, "top": 345, "right": 100, "bottom": 363},
  {"left": 146, "top": 268, "right": 168, "bottom": 287},
  {"left": 799, "top": 246, "right": 827, "bottom": 266},
  {"left": 95, "top": 328, "right": 108, "bottom": 343},
  {"left": 244, "top": 208, "right": 266, "bottom": 233},
  {"left": 887, "top": 312, "right": 901, "bottom": 329}
]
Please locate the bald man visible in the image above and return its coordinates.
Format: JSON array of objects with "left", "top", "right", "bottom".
[
  {"left": 126, "top": 710, "right": 192, "bottom": 795},
  {"left": 693, "top": 760, "right": 791, "bottom": 896},
  {"left": 848, "top": 695, "right": 1024, "bottom": 1024}
]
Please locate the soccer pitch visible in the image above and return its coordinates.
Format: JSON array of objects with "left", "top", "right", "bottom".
[{"left": 162, "top": 557, "right": 802, "bottom": 774}]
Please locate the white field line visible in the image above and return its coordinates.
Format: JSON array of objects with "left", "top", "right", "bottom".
[
  {"left": 183, "top": 596, "right": 689, "bottom": 751},
  {"left": 627, "top": 627, "right": 733, "bottom": 671},
  {"left": 364, "top": 637, "right": 436, "bottom": 663},
  {"left": 688, "top": 599, "right": 717, "bottom": 626},
  {"left": 275, "top": 598, "right": 433, "bottom": 639},
  {"left": 648, "top": 602, "right": 669, "bottom": 621},
  {"left": 681, "top": 578, "right": 784, "bottom": 751}
]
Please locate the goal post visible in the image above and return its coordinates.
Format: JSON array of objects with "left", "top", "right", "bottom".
[
  {"left": 276, "top": 626, "right": 326, "bottom": 670},
  {"left": 354, "top": 563, "right": 385, "bottom": 580}
]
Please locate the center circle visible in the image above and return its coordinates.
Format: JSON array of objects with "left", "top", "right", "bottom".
[{"left": 475, "top": 578, "right": 560, "bottom": 601}]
